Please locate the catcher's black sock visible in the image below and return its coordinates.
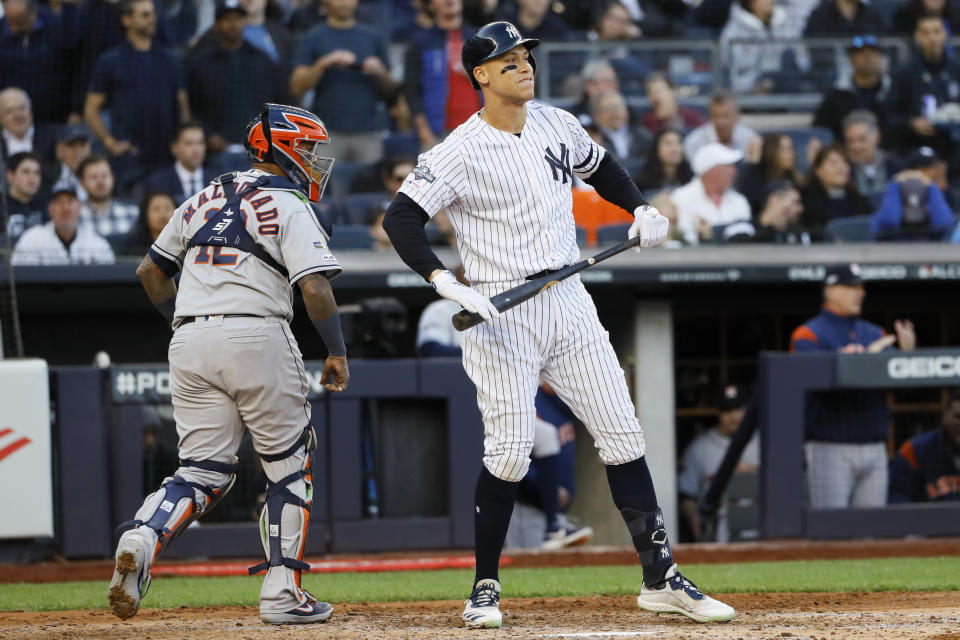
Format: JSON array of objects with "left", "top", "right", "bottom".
[
  {"left": 606, "top": 456, "right": 674, "bottom": 588},
  {"left": 473, "top": 466, "right": 519, "bottom": 586},
  {"left": 535, "top": 454, "right": 561, "bottom": 532}
]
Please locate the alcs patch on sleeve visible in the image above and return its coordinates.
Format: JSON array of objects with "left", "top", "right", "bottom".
[{"left": 413, "top": 164, "right": 437, "bottom": 183}]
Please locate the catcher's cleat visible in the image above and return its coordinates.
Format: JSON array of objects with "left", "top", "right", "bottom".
[
  {"left": 108, "top": 531, "right": 153, "bottom": 620},
  {"left": 261, "top": 591, "right": 333, "bottom": 625},
  {"left": 541, "top": 522, "right": 594, "bottom": 551},
  {"left": 462, "top": 578, "right": 502, "bottom": 628},
  {"left": 636, "top": 564, "right": 735, "bottom": 623}
]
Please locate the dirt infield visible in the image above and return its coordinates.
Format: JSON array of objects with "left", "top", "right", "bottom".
[{"left": 1, "top": 592, "right": 959, "bottom": 640}]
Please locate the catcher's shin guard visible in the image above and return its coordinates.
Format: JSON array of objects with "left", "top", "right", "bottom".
[
  {"left": 249, "top": 427, "right": 317, "bottom": 587},
  {"left": 117, "top": 457, "right": 238, "bottom": 559}
]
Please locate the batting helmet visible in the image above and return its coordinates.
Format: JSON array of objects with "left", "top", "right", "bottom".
[
  {"left": 462, "top": 21, "right": 539, "bottom": 91},
  {"left": 243, "top": 103, "right": 335, "bottom": 202}
]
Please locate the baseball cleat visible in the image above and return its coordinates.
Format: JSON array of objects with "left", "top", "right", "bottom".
[
  {"left": 462, "top": 578, "right": 502, "bottom": 628},
  {"left": 636, "top": 564, "right": 735, "bottom": 623},
  {"left": 261, "top": 591, "right": 333, "bottom": 625},
  {"left": 541, "top": 523, "right": 594, "bottom": 550},
  {"left": 108, "top": 531, "right": 153, "bottom": 620}
]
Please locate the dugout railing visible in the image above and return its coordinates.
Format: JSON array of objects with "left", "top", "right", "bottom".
[
  {"left": 757, "top": 348, "right": 960, "bottom": 540},
  {"left": 53, "top": 359, "right": 483, "bottom": 559}
]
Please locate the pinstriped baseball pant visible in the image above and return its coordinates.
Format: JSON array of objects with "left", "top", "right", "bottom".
[{"left": 463, "top": 275, "right": 646, "bottom": 482}]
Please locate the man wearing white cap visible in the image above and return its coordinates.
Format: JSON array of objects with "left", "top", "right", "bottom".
[{"left": 670, "top": 143, "right": 752, "bottom": 245}]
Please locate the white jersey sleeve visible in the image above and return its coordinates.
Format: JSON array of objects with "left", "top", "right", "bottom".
[
  {"left": 281, "top": 202, "right": 342, "bottom": 284},
  {"left": 397, "top": 141, "right": 465, "bottom": 218},
  {"left": 556, "top": 109, "right": 605, "bottom": 179}
]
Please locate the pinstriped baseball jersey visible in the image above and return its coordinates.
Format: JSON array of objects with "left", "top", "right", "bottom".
[
  {"left": 398, "top": 101, "right": 605, "bottom": 284},
  {"left": 151, "top": 169, "right": 340, "bottom": 322}
]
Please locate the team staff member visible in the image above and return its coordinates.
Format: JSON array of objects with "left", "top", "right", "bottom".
[
  {"left": 790, "top": 263, "right": 916, "bottom": 508},
  {"left": 108, "top": 104, "right": 349, "bottom": 626},
  {"left": 383, "top": 21, "right": 734, "bottom": 629},
  {"left": 889, "top": 389, "right": 960, "bottom": 503}
]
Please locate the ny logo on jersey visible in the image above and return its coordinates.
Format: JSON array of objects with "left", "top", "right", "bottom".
[
  {"left": 544, "top": 143, "right": 572, "bottom": 184},
  {"left": 505, "top": 24, "right": 521, "bottom": 39},
  {"left": 212, "top": 219, "right": 234, "bottom": 234}
]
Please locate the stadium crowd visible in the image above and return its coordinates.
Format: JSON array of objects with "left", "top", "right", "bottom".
[{"left": 4, "top": 0, "right": 960, "bottom": 263}]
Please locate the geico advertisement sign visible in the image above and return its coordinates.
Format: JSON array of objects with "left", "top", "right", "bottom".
[{"left": 887, "top": 355, "right": 960, "bottom": 380}]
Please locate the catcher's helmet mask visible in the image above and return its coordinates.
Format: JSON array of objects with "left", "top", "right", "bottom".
[
  {"left": 244, "top": 103, "right": 335, "bottom": 202},
  {"left": 462, "top": 21, "right": 540, "bottom": 90}
]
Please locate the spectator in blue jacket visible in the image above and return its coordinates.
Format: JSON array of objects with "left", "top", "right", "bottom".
[
  {"left": 889, "top": 389, "right": 960, "bottom": 503},
  {"left": 870, "top": 168, "right": 955, "bottom": 241},
  {"left": 790, "top": 263, "right": 916, "bottom": 509}
]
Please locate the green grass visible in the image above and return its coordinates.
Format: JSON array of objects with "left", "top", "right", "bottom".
[{"left": 2, "top": 557, "right": 959, "bottom": 612}]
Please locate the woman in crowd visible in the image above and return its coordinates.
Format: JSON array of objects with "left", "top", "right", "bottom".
[
  {"left": 801, "top": 144, "right": 873, "bottom": 240},
  {"left": 123, "top": 191, "right": 176, "bottom": 256},
  {"left": 635, "top": 128, "right": 694, "bottom": 194},
  {"left": 738, "top": 133, "right": 804, "bottom": 213}
]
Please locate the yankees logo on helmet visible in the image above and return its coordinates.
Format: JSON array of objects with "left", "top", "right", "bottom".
[
  {"left": 461, "top": 21, "right": 540, "bottom": 90},
  {"left": 244, "top": 104, "right": 335, "bottom": 202}
]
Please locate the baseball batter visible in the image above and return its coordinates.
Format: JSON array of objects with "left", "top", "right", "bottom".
[
  {"left": 383, "top": 22, "right": 735, "bottom": 629},
  {"left": 108, "top": 104, "right": 349, "bottom": 625}
]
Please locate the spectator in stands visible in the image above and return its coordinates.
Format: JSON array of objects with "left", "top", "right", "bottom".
[
  {"left": 790, "top": 263, "right": 916, "bottom": 509},
  {"left": 888, "top": 15, "right": 960, "bottom": 166},
  {"left": 720, "top": 0, "right": 794, "bottom": 94},
  {"left": 48, "top": 124, "right": 93, "bottom": 202},
  {"left": 738, "top": 133, "right": 804, "bottom": 213},
  {"left": 77, "top": 156, "right": 140, "bottom": 238},
  {"left": 404, "top": 0, "right": 480, "bottom": 150},
  {"left": 366, "top": 207, "right": 393, "bottom": 251},
  {"left": 290, "top": 0, "right": 396, "bottom": 163},
  {"left": 813, "top": 35, "right": 891, "bottom": 141},
  {"left": 678, "top": 384, "right": 759, "bottom": 542},
  {"left": 3, "top": 151, "right": 46, "bottom": 242},
  {"left": 801, "top": 143, "right": 873, "bottom": 240},
  {"left": 11, "top": 182, "right": 115, "bottom": 265},
  {"left": 496, "top": 0, "right": 570, "bottom": 40},
  {"left": 907, "top": 145, "right": 960, "bottom": 208},
  {"left": 571, "top": 60, "right": 620, "bottom": 126},
  {"left": 590, "top": 90, "right": 651, "bottom": 161},
  {"left": 892, "top": 0, "right": 960, "bottom": 35},
  {"left": 186, "top": 0, "right": 285, "bottom": 160},
  {"left": 143, "top": 123, "right": 216, "bottom": 206},
  {"left": 634, "top": 128, "right": 693, "bottom": 194},
  {"left": 122, "top": 190, "right": 176, "bottom": 256},
  {"left": 753, "top": 181, "right": 812, "bottom": 244},
  {"left": 889, "top": 389, "right": 960, "bottom": 503},
  {"left": 0, "top": 88, "right": 56, "bottom": 165},
  {"left": 870, "top": 168, "right": 955, "bottom": 241},
  {"left": 803, "top": 0, "right": 885, "bottom": 35},
  {"left": 427, "top": 209, "right": 457, "bottom": 246},
  {"left": 0, "top": 0, "right": 82, "bottom": 123},
  {"left": 84, "top": 0, "right": 190, "bottom": 191},
  {"left": 238, "top": 0, "right": 292, "bottom": 71},
  {"left": 349, "top": 155, "right": 416, "bottom": 195},
  {"left": 640, "top": 73, "right": 706, "bottom": 134},
  {"left": 585, "top": 2, "right": 650, "bottom": 94},
  {"left": 843, "top": 110, "right": 902, "bottom": 206},
  {"left": 671, "top": 143, "right": 752, "bottom": 245},
  {"left": 684, "top": 90, "right": 759, "bottom": 162}
]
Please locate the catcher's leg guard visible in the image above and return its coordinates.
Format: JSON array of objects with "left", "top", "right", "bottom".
[
  {"left": 251, "top": 427, "right": 328, "bottom": 622},
  {"left": 109, "top": 458, "right": 237, "bottom": 620}
]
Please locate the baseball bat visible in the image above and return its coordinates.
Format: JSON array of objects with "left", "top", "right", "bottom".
[{"left": 452, "top": 235, "right": 642, "bottom": 331}]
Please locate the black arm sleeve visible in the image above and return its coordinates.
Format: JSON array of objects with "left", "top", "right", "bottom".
[
  {"left": 382, "top": 193, "right": 446, "bottom": 281},
  {"left": 584, "top": 153, "right": 649, "bottom": 215}
]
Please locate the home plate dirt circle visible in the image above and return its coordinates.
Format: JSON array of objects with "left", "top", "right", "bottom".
[{"left": 1, "top": 592, "right": 959, "bottom": 640}]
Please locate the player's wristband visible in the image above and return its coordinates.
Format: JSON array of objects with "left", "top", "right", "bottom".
[
  {"left": 312, "top": 311, "right": 347, "bottom": 357},
  {"left": 154, "top": 297, "right": 176, "bottom": 327}
]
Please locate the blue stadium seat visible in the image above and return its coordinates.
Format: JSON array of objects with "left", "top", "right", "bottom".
[
  {"left": 340, "top": 192, "right": 390, "bottom": 225},
  {"left": 329, "top": 224, "right": 374, "bottom": 250},
  {"left": 824, "top": 215, "right": 873, "bottom": 243},
  {"left": 595, "top": 223, "right": 631, "bottom": 245},
  {"left": 329, "top": 162, "right": 365, "bottom": 198},
  {"left": 383, "top": 133, "right": 420, "bottom": 159}
]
